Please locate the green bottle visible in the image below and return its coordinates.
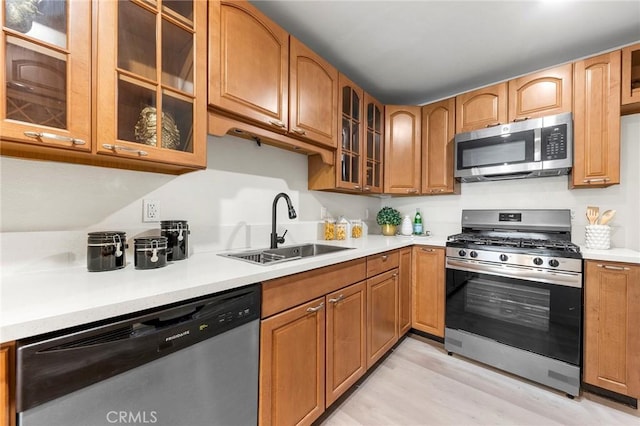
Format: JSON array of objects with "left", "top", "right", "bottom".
[{"left": 413, "top": 208, "right": 423, "bottom": 235}]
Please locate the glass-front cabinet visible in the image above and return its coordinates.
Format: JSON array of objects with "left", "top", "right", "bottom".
[
  {"left": 364, "top": 93, "right": 384, "bottom": 193},
  {"left": 96, "top": 0, "right": 206, "bottom": 168},
  {"left": 1, "top": 0, "right": 91, "bottom": 150},
  {"left": 337, "top": 74, "right": 363, "bottom": 190}
]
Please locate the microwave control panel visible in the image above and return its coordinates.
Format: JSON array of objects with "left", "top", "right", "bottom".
[{"left": 541, "top": 124, "right": 567, "bottom": 160}]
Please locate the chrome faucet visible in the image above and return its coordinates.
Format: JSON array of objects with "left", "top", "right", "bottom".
[{"left": 270, "top": 192, "right": 297, "bottom": 249}]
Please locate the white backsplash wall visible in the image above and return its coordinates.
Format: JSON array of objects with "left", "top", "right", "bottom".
[
  {"left": 0, "top": 134, "right": 380, "bottom": 274},
  {"left": 387, "top": 114, "right": 640, "bottom": 250}
]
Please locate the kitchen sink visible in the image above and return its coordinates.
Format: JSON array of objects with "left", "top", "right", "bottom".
[{"left": 220, "top": 243, "right": 353, "bottom": 265}]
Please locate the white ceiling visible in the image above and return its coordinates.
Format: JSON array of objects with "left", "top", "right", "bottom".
[{"left": 249, "top": 0, "right": 640, "bottom": 105}]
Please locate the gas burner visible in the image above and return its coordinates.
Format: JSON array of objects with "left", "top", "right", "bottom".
[{"left": 447, "top": 234, "right": 581, "bottom": 254}]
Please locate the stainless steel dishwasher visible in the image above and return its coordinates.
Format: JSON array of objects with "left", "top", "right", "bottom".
[{"left": 16, "top": 283, "right": 260, "bottom": 426}]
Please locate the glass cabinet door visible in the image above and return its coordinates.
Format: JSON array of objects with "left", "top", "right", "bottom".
[
  {"left": 337, "top": 74, "right": 363, "bottom": 190},
  {"left": 1, "top": 0, "right": 91, "bottom": 150},
  {"left": 96, "top": 0, "right": 205, "bottom": 166},
  {"left": 364, "top": 94, "right": 384, "bottom": 193}
]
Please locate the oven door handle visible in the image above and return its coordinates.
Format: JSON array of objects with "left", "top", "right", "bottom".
[{"left": 446, "top": 259, "right": 582, "bottom": 288}]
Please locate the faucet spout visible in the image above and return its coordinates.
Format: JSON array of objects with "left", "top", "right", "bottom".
[{"left": 271, "top": 193, "right": 297, "bottom": 249}]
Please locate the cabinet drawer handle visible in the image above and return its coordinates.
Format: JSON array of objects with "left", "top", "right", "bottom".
[
  {"left": 406, "top": 188, "right": 418, "bottom": 193},
  {"left": 328, "top": 295, "right": 345, "bottom": 304},
  {"left": 102, "top": 144, "right": 148, "bottom": 156},
  {"left": 430, "top": 189, "right": 444, "bottom": 193},
  {"left": 421, "top": 248, "right": 435, "bottom": 252},
  {"left": 485, "top": 122, "right": 501, "bottom": 128},
  {"left": 24, "top": 131, "right": 85, "bottom": 146},
  {"left": 583, "top": 178, "right": 610, "bottom": 184},
  {"left": 354, "top": 185, "right": 361, "bottom": 190},
  {"left": 306, "top": 302, "right": 324, "bottom": 313},
  {"left": 268, "top": 119, "right": 285, "bottom": 128},
  {"left": 512, "top": 117, "right": 530, "bottom": 122},
  {"left": 291, "top": 127, "right": 306, "bottom": 135},
  {"left": 363, "top": 186, "right": 371, "bottom": 192},
  {"left": 596, "top": 264, "right": 630, "bottom": 271}
]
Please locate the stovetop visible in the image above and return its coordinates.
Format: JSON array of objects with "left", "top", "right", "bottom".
[{"left": 447, "top": 233, "right": 581, "bottom": 255}]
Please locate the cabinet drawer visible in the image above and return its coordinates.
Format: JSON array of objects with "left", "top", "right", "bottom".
[
  {"left": 366, "top": 250, "right": 399, "bottom": 277},
  {"left": 262, "top": 258, "right": 367, "bottom": 318}
]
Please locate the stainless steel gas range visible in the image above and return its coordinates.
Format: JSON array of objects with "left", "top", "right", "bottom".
[{"left": 444, "top": 209, "right": 583, "bottom": 397}]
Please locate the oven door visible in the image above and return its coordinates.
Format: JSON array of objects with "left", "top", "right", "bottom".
[{"left": 445, "top": 258, "right": 582, "bottom": 366}]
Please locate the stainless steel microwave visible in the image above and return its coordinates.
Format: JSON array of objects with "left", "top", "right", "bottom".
[{"left": 454, "top": 112, "right": 573, "bottom": 182}]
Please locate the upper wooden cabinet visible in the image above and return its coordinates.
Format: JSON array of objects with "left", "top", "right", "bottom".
[
  {"left": 1, "top": 0, "right": 91, "bottom": 152},
  {"left": 508, "top": 63, "right": 572, "bottom": 122},
  {"left": 584, "top": 261, "right": 640, "bottom": 399},
  {"left": 384, "top": 106, "right": 421, "bottom": 194},
  {"left": 95, "top": 0, "right": 207, "bottom": 169},
  {"left": 363, "top": 93, "right": 385, "bottom": 193},
  {"left": 412, "top": 246, "right": 445, "bottom": 338},
  {"left": 289, "top": 37, "right": 338, "bottom": 148},
  {"left": 572, "top": 51, "right": 621, "bottom": 188},
  {"left": 456, "top": 64, "right": 572, "bottom": 133},
  {"left": 621, "top": 43, "right": 640, "bottom": 114},
  {"left": 421, "top": 98, "right": 459, "bottom": 195},
  {"left": 455, "top": 83, "right": 507, "bottom": 133},
  {"left": 208, "top": 0, "right": 289, "bottom": 130}
]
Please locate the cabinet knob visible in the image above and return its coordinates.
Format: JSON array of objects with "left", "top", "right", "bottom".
[
  {"left": 306, "top": 302, "right": 324, "bottom": 313},
  {"left": 583, "top": 178, "right": 610, "bottom": 184},
  {"left": 596, "top": 264, "right": 630, "bottom": 271},
  {"left": 363, "top": 186, "right": 371, "bottom": 192},
  {"left": 381, "top": 255, "right": 388, "bottom": 261},
  {"left": 328, "top": 295, "right": 345, "bottom": 304},
  {"left": 354, "top": 185, "right": 361, "bottom": 190},
  {"left": 24, "top": 131, "right": 85, "bottom": 146},
  {"left": 102, "top": 144, "right": 148, "bottom": 156}
]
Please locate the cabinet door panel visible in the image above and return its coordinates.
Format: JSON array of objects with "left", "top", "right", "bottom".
[
  {"left": 260, "top": 298, "right": 325, "bottom": 426},
  {"left": 455, "top": 83, "right": 507, "bottom": 133},
  {"left": 383, "top": 106, "right": 421, "bottom": 194},
  {"left": 364, "top": 93, "right": 384, "bottom": 193},
  {"left": 367, "top": 269, "right": 398, "bottom": 368},
  {"left": 289, "top": 37, "right": 338, "bottom": 148},
  {"left": 412, "top": 246, "right": 445, "bottom": 337},
  {"left": 508, "top": 63, "right": 572, "bottom": 121},
  {"left": 1, "top": 0, "right": 91, "bottom": 151},
  {"left": 209, "top": 1, "right": 289, "bottom": 129},
  {"left": 621, "top": 43, "right": 640, "bottom": 107},
  {"left": 398, "top": 248, "right": 412, "bottom": 336},
  {"left": 336, "top": 74, "right": 364, "bottom": 190},
  {"left": 572, "top": 51, "right": 620, "bottom": 188},
  {"left": 584, "top": 262, "right": 640, "bottom": 398},
  {"left": 421, "top": 98, "right": 457, "bottom": 194},
  {"left": 326, "top": 282, "right": 366, "bottom": 406}
]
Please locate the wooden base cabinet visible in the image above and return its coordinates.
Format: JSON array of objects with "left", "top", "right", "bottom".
[
  {"left": 398, "top": 248, "right": 412, "bottom": 336},
  {"left": 572, "top": 51, "right": 621, "bottom": 188},
  {"left": 366, "top": 269, "right": 399, "bottom": 368},
  {"left": 326, "top": 282, "right": 367, "bottom": 406},
  {"left": 1, "top": 342, "right": 14, "bottom": 426},
  {"left": 411, "top": 246, "right": 445, "bottom": 338},
  {"left": 259, "top": 297, "right": 326, "bottom": 426},
  {"left": 584, "top": 261, "right": 640, "bottom": 399}
]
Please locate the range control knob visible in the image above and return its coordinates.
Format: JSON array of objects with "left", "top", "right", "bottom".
[
  {"left": 549, "top": 259, "right": 560, "bottom": 267},
  {"left": 458, "top": 250, "right": 467, "bottom": 257},
  {"left": 533, "top": 257, "right": 544, "bottom": 266},
  {"left": 470, "top": 251, "right": 478, "bottom": 258},
  {"left": 499, "top": 254, "right": 508, "bottom": 262}
]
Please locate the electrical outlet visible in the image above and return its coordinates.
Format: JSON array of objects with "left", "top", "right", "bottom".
[{"left": 143, "top": 200, "right": 160, "bottom": 222}]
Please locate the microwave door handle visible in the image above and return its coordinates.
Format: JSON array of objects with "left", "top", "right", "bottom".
[{"left": 534, "top": 128, "right": 541, "bottom": 162}]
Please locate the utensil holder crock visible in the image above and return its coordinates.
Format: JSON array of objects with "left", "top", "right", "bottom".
[{"left": 585, "top": 225, "right": 611, "bottom": 250}]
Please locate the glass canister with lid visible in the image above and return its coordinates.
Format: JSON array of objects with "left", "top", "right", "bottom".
[
  {"left": 87, "top": 231, "right": 127, "bottom": 272},
  {"left": 161, "top": 220, "right": 189, "bottom": 261},
  {"left": 134, "top": 236, "right": 168, "bottom": 269}
]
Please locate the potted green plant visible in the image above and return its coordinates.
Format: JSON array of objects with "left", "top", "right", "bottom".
[{"left": 376, "top": 206, "right": 401, "bottom": 236}]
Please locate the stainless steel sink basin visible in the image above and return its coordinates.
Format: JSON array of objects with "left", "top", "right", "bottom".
[{"left": 220, "top": 243, "right": 353, "bottom": 265}]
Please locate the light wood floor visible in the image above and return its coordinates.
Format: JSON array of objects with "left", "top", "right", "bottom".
[{"left": 319, "top": 334, "right": 639, "bottom": 426}]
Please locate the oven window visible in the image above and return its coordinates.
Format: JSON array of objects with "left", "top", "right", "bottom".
[
  {"left": 446, "top": 268, "right": 581, "bottom": 365},
  {"left": 465, "top": 278, "right": 550, "bottom": 332}
]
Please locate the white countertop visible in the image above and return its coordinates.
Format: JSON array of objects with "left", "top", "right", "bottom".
[
  {"left": 2, "top": 235, "right": 637, "bottom": 344},
  {"left": 0, "top": 235, "right": 445, "bottom": 343}
]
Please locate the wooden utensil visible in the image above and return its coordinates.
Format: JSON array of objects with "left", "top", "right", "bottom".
[
  {"left": 586, "top": 206, "right": 600, "bottom": 225},
  {"left": 598, "top": 209, "right": 616, "bottom": 225}
]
